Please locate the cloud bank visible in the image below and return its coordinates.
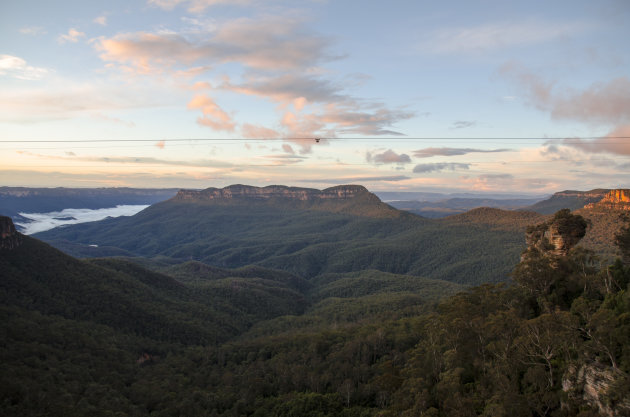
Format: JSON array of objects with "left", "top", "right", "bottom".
[
  {"left": 413, "top": 147, "right": 511, "bottom": 158},
  {"left": 16, "top": 205, "right": 149, "bottom": 235},
  {"left": 413, "top": 163, "right": 470, "bottom": 173}
]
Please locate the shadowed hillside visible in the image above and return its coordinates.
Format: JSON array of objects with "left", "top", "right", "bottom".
[{"left": 34, "top": 185, "right": 531, "bottom": 285}]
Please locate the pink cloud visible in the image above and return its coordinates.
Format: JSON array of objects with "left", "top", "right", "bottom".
[
  {"left": 502, "top": 64, "right": 630, "bottom": 125},
  {"left": 187, "top": 94, "right": 235, "bottom": 132},
  {"left": 95, "top": 17, "right": 330, "bottom": 74},
  {"left": 92, "top": 16, "right": 411, "bottom": 144},
  {"left": 562, "top": 125, "right": 630, "bottom": 156},
  {"left": 551, "top": 78, "right": 630, "bottom": 125},
  {"left": 241, "top": 123, "right": 280, "bottom": 139}
]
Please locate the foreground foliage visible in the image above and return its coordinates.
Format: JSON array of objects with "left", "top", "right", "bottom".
[{"left": 2, "top": 212, "right": 630, "bottom": 416}]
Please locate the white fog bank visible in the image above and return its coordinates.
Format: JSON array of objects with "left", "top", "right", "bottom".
[{"left": 16, "top": 205, "right": 149, "bottom": 235}]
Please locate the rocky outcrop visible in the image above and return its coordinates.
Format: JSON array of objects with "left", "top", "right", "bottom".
[
  {"left": 0, "top": 216, "right": 23, "bottom": 249},
  {"left": 173, "top": 184, "right": 375, "bottom": 202},
  {"left": 524, "top": 209, "right": 588, "bottom": 258},
  {"left": 563, "top": 364, "right": 630, "bottom": 417},
  {"left": 584, "top": 189, "right": 630, "bottom": 211}
]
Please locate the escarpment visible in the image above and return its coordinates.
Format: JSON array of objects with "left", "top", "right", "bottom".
[
  {"left": 0, "top": 216, "right": 23, "bottom": 250},
  {"left": 170, "top": 184, "right": 403, "bottom": 218},
  {"left": 584, "top": 189, "right": 630, "bottom": 211}
]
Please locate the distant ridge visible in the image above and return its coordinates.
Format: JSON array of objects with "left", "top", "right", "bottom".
[
  {"left": 174, "top": 184, "right": 373, "bottom": 201},
  {"left": 171, "top": 184, "right": 406, "bottom": 218},
  {"left": 526, "top": 189, "right": 609, "bottom": 214},
  {"left": 442, "top": 207, "right": 547, "bottom": 230}
]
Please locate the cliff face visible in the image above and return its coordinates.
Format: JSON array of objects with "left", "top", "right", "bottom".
[
  {"left": 170, "top": 184, "right": 400, "bottom": 218},
  {"left": 524, "top": 209, "right": 588, "bottom": 258},
  {"left": 563, "top": 364, "right": 630, "bottom": 417},
  {"left": 0, "top": 216, "right": 22, "bottom": 250},
  {"left": 173, "top": 184, "right": 375, "bottom": 202},
  {"left": 528, "top": 189, "right": 609, "bottom": 214},
  {"left": 584, "top": 189, "right": 630, "bottom": 211},
  {"left": 554, "top": 189, "right": 610, "bottom": 199}
]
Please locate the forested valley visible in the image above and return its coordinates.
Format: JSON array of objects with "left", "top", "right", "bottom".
[{"left": 2, "top": 207, "right": 629, "bottom": 416}]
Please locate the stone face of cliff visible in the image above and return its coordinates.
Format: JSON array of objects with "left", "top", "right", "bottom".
[
  {"left": 563, "top": 364, "right": 630, "bottom": 417},
  {"left": 0, "top": 216, "right": 22, "bottom": 250},
  {"left": 169, "top": 184, "right": 401, "bottom": 218},
  {"left": 524, "top": 209, "right": 588, "bottom": 258},
  {"left": 584, "top": 189, "right": 630, "bottom": 211},
  {"left": 173, "top": 184, "right": 375, "bottom": 202}
]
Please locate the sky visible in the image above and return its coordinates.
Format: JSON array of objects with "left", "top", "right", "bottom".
[{"left": 1, "top": 0, "right": 629, "bottom": 194}]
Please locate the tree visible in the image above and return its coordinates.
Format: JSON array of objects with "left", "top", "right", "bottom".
[{"left": 614, "top": 215, "right": 630, "bottom": 265}]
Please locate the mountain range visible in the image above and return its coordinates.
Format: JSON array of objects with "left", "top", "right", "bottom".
[
  {"left": 32, "top": 185, "right": 628, "bottom": 284},
  {"left": 1, "top": 185, "right": 629, "bottom": 416}
]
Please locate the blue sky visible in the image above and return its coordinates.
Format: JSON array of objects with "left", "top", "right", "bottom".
[{"left": 1, "top": 0, "right": 628, "bottom": 193}]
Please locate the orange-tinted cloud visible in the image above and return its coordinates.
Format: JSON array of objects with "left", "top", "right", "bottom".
[
  {"left": 187, "top": 94, "right": 235, "bottom": 131},
  {"left": 562, "top": 125, "right": 630, "bottom": 156},
  {"left": 155, "top": 140, "right": 165, "bottom": 149},
  {"left": 95, "top": 17, "right": 330, "bottom": 74},
  {"left": 58, "top": 28, "right": 85, "bottom": 44},
  {"left": 241, "top": 123, "right": 280, "bottom": 139}
]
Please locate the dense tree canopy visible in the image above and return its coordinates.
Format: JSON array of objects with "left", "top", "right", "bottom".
[{"left": 2, "top": 210, "right": 629, "bottom": 416}]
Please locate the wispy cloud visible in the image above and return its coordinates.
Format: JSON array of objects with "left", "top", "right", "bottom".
[
  {"left": 501, "top": 64, "right": 630, "bottom": 125},
  {"left": 299, "top": 175, "right": 410, "bottom": 184},
  {"left": 451, "top": 120, "right": 476, "bottom": 129},
  {"left": 366, "top": 149, "right": 411, "bottom": 164},
  {"left": 19, "top": 26, "right": 46, "bottom": 36},
  {"left": 16, "top": 151, "right": 234, "bottom": 168},
  {"left": 90, "top": 112, "right": 135, "bottom": 127},
  {"left": 413, "top": 163, "right": 470, "bottom": 173},
  {"left": 262, "top": 154, "right": 308, "bottom": 165},
  {"left": 413, "top": 147, "right": 511, "bottom": 158},
  {"left": 0, "top": 55, "right": 49, "bottom": 80},
  {"left": 148, "top": 0, "right": 252, "bottom": 13},
  {"left": 58, "top": 28, "right": 86, "bottom": 44},
  {"left": 94, "top": 16, "right": 108, "bottom": 26},
  {"left": 95, "top": 17, "right": 332, "bottom": 73},
  {"left": 242, "top": 123, "right": 281, "bottom": 139},
  {"left": 94, "top": 14, "right": 412, "bottom": 148},
  {"left": 420, "top": 21, "right": 588, "bottom": 54},
  {"left": 0, "top": 83, "right": 165, "bottom": 123},
  {"left": 559, "top": 125, "right": 630, "bottom": 156}
]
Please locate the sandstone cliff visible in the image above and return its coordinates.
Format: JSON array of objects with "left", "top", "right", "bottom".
[
  {"left": 524, "top": 209, "right": 588, "bottom": 258},
  {"left": 577, "top": 189, "right": 630, "bottom": 261},
  {"left": 0, "top": 216, "right": 23, "bottom": 250},
  {"left": 584, "top": 189, "right": 630, "bottom": 211},
  {"left": 170, "top": 184, "right": 404, "bottom": 218},
  {"left": 173, "top": 184, "right": 377, "bottom": 202},
  {"left": 563, "top": 364, "right": 630, "bottom": 417}
]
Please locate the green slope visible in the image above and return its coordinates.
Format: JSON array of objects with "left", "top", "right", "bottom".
[
  {"left": 0, "top": 236, "right": 306, "bottom": 346},
  {"left": 35, "top": 198, "right": 529, "bottom": 285}
]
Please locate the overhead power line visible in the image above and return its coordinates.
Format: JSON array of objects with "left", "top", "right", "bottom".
[{"left": 1, "top": 136, "right": 629, "bottom": 143}]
